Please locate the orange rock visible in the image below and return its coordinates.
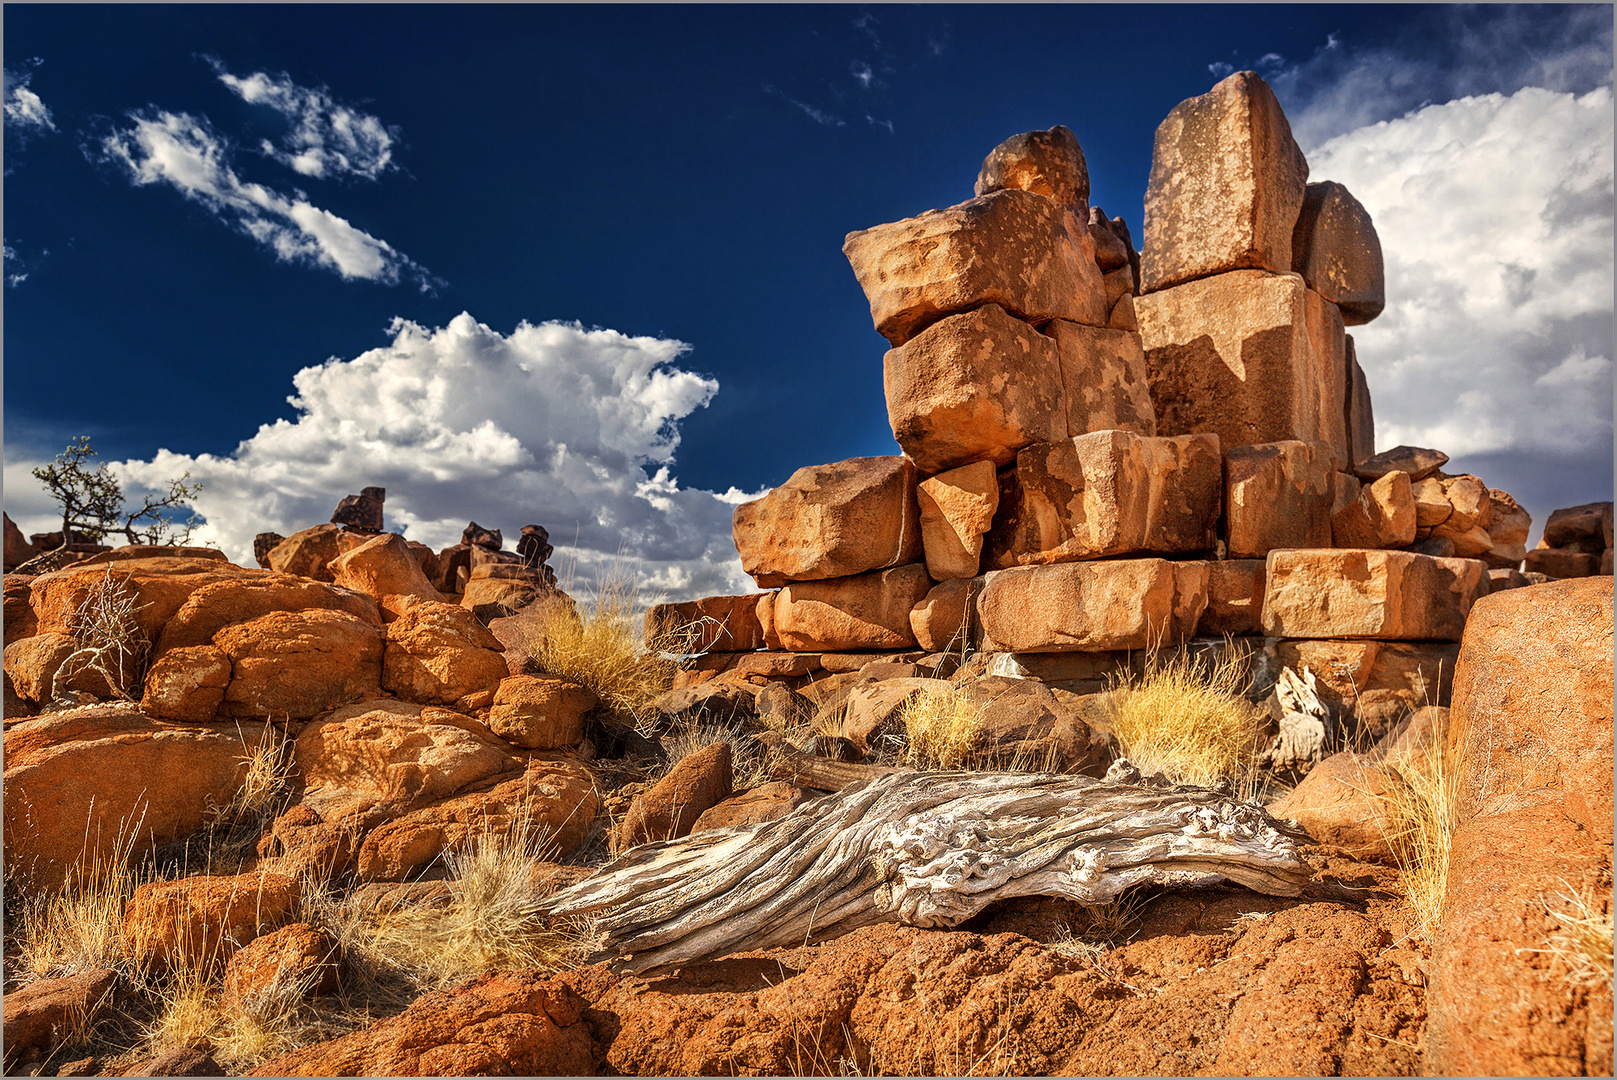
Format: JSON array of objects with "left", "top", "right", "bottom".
[
  {"left": 1141, "top": 71, "right": 1308, "bottom": 293},
  {"left": 837, "top": 677, "right": 940, "bottom": 752},
  {"left": 2, "top": 968, "right": 119, "bottom": 1062},
  {"left": 985, "top": 431, "right": 1222, "bottom": 568},
  {"left": 1049, "top": 320, "right": 1158, "bottom": 439},
  {"left": 26, "top": 557, "right": 262, "bottom": 649},
  {"left": 977, "top": 558, "right": 1204, "bottom": 653},
  {"left": 643, "top": 593, "right": 767, "bottom": 653},
  {"left": 1138, "top": 270, "right": 1348, "bottom": 464},
  {"left": 690, "top": 781, "right": 814, "bottom": 834},
  {"left": 1542, "top": 501, "right": 1613, "bottom": 550},
  {"left": 773, "top": 565, "right": 933, "bottom": 652},
  {"left": 3, "top": 511, "right": 33, "bottom": 569},
  {"left": 1344, "top": 337, "right": 1375, "bottom": 466},
  {"left": 1428, "top": 475, "right": 1494, "bottom": 557},
  {"left": 266, "top": 524, "right": 354, "bottom": 582},
  {"left": 487, "top": 675, "right": 597, "bottom": 750},
  {"left": 1223, "top": 440, "right": 1336, "bottom": 558},
  {"left": 154, "top": 573, "right": 381, "bottom": 654},
  {"left": 844, "top": 189, "right": 1107, "bottom": 347},
  {"left": 1290, "top": 181, "right": 1385, "bottom": 325},
  {"left": 249, "top": 971, "right": 598, "bottom": 1078},
  {"left": 214, "top": 609, "right": 382, "bottom": 719},
  {"left": 140, "top": 644, "right": 231, "bottom": 722},
  {"left": 882, "top": 304, "right": 1067, "bottom": 474},
  {"left": 122, "top": 871, "right": 301, "bottom": 972},
  {"left": 4, "top": 706, "right": 271, "bottom": 890},
  {"left": 974, "top": 124, "right": 1088, "bottom": 208},
  {"left": 1330, "top": 470, "right": 1416, "bottom": 549},
  {"left": 1481, "top": 488, "right": 1531, "bottom": 569},
  {"left": 917, "top": 461, "right": 999, "bottom": 580},
  {"left": 221, "top": 922, "right": 342, "bottom": 1008},
  {"left": 908, "top": 577, "right": 982, "bottom": 653},
  {"left": 734, "top": 457, "right": 921, "bottom": 588},
  {"left": 1200, "top": 559, "right": 1266, "bottom": 636},
  {"left": 617, "top": 742, "right": 732, "bottom": 849},
  {"left": 381, "top": 600, "right": 508, "bottom": 706},
  {"left": 1524, "top": 547, "right": 1601, "bottom": 579},
  {"left": 2, "top": 633, "right": 80, "bottom": 704},
  {"left": 1262, "top": 550, "right": 1487, "bottom": 641},
  {"left": 327, "top": 532, "right": 445, "bottom": 619}
]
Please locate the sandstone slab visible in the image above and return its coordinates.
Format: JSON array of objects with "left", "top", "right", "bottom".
[
  {"left": 1142, "top": 71, "right": 1308, "bottom": 293},
  {"left": 1291, "top": 181, "right": 1385, "bottom": 325},
  {"left": 1263, "top": 550, "right": 1487, "bottom": 641},
  {"left": 1048, "top": 320, "right": 1158, "bottom": 439},
  {"left": 1200, "top": 559, "right": 1267, "bottom": 636},
  {"left": 1543, "top": 501, "right": 1613, "bottom": 550},
  {"left": 1344, "top": 337, "right": 1375, "bottom": 466},
  {"left": 917, "top": 461, "right": 999, "bottom": 580},
  {"left": 154, "top": 574, "right": 381, "bottom": 654},
  {"left": 1524, "top": 547, "right": 1601, "bottom": 579},
  {"left": 643, "top": 594, "right": 767, "bottom": 653},
  {"left": 1353, "top": 445, "right": 1447, "bottom": 483},
  {"left": 1222, "top": 440, "right": 1336, "bottom": 558},
  {"left": 978, "top": 558, "right": 1206, "bottom": 652},
  {"left": 843, "top": 189, "right": 1107, "bottom": 346},
  {"left": 773, "top": 565, "right": 933, "bottom": 652},
  {"left": 734, "top": 457, "right": 921, "bottom": 587}
]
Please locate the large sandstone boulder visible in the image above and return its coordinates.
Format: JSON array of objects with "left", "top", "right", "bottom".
[
  {"left": 977, "top": 558, "right": 1207, "bottom": 652},
  {"left": 122, "top": 870, "right": 301, "bottom": 972},
  {"left": 1344, "top": 338, "right": 1375, "bottom": 466},
  {"left": 1048, "top": 320, "right": 1158, "bottom": 439},
  {"left": 1138, "top": 270, "right": 1348, "bottom": 464},
  {"left": 985, "top": 431, "right": 1221, "bottom": 569},
  {"left": 266, "top": 524, "right": 365, "bottom": 582},
  {"left": 327, "top": 532, "right": 445, "bottom": 618},
  {"left": 214, "top": 609, "right": 383, "bottom": 719},
  {"left": 843, "top": 189, "right": 1107, "bottom": 346},
  {"left": 974, "top": 124, "right": 1088, "bottom": 209},
  {"left": 917, "top": 461, "right": 999, "bottom": 580},
  {"left": 23, "top": 557, "right": 265, "bottom": 649},
  {"left": 140, "top": 644, "right": 232, "bottom": 722},
  {"left": 1141, "top": 71, "right": 1309, "bottom": 293},
  {"left": 1262, "top": 550, "right": 1487, "bottom": 641},
  {"left": 882, "top": 303, "right": 1067, "bottom": 474},
  {"left": 643, "top": 594, "right": 767, "bottom": 653},
  {"left": 153, "top": 574, "right": 381, "bottom": 654},
  {"left": 1427, "top": 577, "right": 1613, "bottom": 1076},
  {"left": 3, "top": 706, "right": 270, "bottom": 890},
  {"left": 1290, "top": 181, "right": 1385, "bottom": 325},
  {"left": 487, "top": 675, "right": 597, "bottom": 750},
  {"left": 909, "top": 576, "right": 982, "bottom": 653},
  {"left": 380, "top": 600, "right": 508, "bottom": 706},
  {"left": 733, "top": 457, "right": 922, "bottom": 587},
  {"left": 617, "top": 742, "right": 732, "bottom": 849},
  {"left": 773, "top": 565, "right": 933, "bottom": 652},
  {"left": 1222, "top": 440, "right": 1336, "bottom": 558}
]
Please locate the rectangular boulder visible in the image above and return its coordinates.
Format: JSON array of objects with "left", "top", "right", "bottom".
[
  {"left": 843, "top": 189, "right": 1107, "bottom": 347},
  {"left": 773, "top": 564, "right": 934, "bottom": 652},
  {"left": 733, "top": 457, "right": 921, "bottom": 588},
  {"left": 1137, "top": 269, "right": 1348, "bottom": 463},
  {"left": 1141, "top": 71, "right": 1309, "bottom": 294},
  {"left": 1262, "top": 549, "right": 1489, "bottom": 641},
  {"left": 1223, "top": 440, "right": 1336, "bottom": 558},
  {"left": 1345, "top": 336, "right": 1375, "bottom": 467},
  {"left": 1291, "top": 180, "right": 1385, "bottom": 326},
  {"left": 1047, "top": 320, "right": 1158, "bottom": 438},
  {"left": 1200, "top": 559, "right": 1267, "bottom": 636},
  {"left": 984, "top": 430, "right": 1222, "bottom": 569},
  {"left": 977, "top": 558, "right": 1207, "bottom": 652},
  {"left": 917, "top": 461, "right": 999, "bottom": 581},
  {"left": 644, "top": 594, "right": 768, "bottom": 653}
]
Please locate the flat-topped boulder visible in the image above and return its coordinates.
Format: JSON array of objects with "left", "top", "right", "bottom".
[
  {"left": 1222, "top": 440, "right": 1336, "bottom": 558},
  {"left": 1353, "top": 445, "right": 1447, "bottom": 483},
  {"left": 1141, "top": 70, "right": 1309, "bottom": 293},
  {"left": 1137, "top": 269, "right": 1348, "bottom": 463},
  {"left": 772, "top": 564, "right": 933, "bottom": 652},
  {"left": 1262, "top": 549, "right": 1488, "bottom": 641},
  {"left": 977, "top": 558, "right": 1207, "bottom": 652},
  {"left": 1290, "top": 181, "right": 1385, "bottom": 325},
  {"left": 843, "top": 189, "right": 1107, "bottom": 346},
  {"left": 733, "top": 457, "right": 921, "bottom": 587},
  {"left": 985, "top": 430, "right": 1221, "bottom": 568}
]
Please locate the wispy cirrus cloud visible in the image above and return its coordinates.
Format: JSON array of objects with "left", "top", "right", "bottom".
[
  {"left": 3, "top": 60, "right": 56, "bottom": 136},
  {"left": 206, "top": 58, "right": 397, "bottom": 181},
  {"left": 762, "top": 83, "right": 845, "bottom": 128},
  {"left": 94, "top": 107, "right": 438, "bottom": 289}
]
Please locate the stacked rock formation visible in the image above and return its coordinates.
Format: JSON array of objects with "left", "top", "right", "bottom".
[
  {"left": 646, "top": 72, "right": 1573, "bottom": 736},
  {"left": 1524, "top": 501, "right": 1613, "bottom": 578}
]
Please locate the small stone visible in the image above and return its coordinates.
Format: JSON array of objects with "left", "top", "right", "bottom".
[
  {"left": 330, "top": 487, "right": 385, "bottom": 532},
  {"left": 618, "top": 742, "right": 732, "bottom": 848},
  {"left": 974, "top": 124, "right": 1088, "bottom": 210}
]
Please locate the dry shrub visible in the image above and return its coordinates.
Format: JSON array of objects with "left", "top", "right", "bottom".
[
  {"left": 900, "top": 684, "right": 984, "bottom": 770},
  {"left": 1106, "top": 649, "right": 1266, "bottom": 788},
  {"left": 9, "top": 815, "right": 149, "bottom": 986},
  {"left": 518, "top": 565, "right": 682, "bottom": 732},
  {"left": 57, "top": 567, "right": 152, "bottom": 702},
  {"left": 1371, "top": 745, "right": 1459, "bottom": 937}
]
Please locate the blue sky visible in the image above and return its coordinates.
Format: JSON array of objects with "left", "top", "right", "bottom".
[{"left": 4, "top": 4, "right": 1613, "bottom": 600}]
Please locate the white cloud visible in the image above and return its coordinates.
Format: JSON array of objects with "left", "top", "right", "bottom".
[
  {"left": 207, "top": 59, "right": 396, "bottom": 181},
  {"left": 3, "top": 62, "right": 56, "bottom": 134},
  {"left": 106, "top": 313, "right": 752, "bottom": 600},
  {"left": 762, "top": 84, "right": 845, "bottom": 128},
  {"left": 1309, "top": 86, "right": 1613, "bottom": 465},
  {"left": 96, "top": 108, "right": 436, "bottom": 288}
]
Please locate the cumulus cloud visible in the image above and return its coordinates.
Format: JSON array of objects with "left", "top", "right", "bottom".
[
  {"left": 1309, "top": 85, "right": 1613, "bottom": 516},
  {"left": 207, "top": 58, "right": 396, "bottom": 180},
  {"left": 3, "top": 61, "right": 56, "bottom": 134},
  {"left": 95, "top": 108, "right": 436, "bottom": 288},
  {"left": 109, "top": 313, "right": 754, "bottom": 599}
]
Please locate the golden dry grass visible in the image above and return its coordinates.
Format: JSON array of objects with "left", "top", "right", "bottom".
[
  {"left": 1534, "top": 879, "right": 1614, "bottom": 989},
  {"left": 899, "top": 684, "right": 984, "bottom": 770},
  {"left": 9, "top": 818, "right": 148, "bottom": 986},
  {"left": 1372, "top": 745, "right": 1459, "bottom": 937},
  {"left": 1105, "top": 649, "right": 1266, "bottom": 789}
]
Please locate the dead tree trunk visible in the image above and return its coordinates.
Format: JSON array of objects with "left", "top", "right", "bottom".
[{"left": 539, "top": 761, "right": 1313, "bottom": 973}]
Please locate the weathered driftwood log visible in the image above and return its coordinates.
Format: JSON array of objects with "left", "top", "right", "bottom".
[{"left": 539, "top": 760, "right": 1312, "bottom": 973}]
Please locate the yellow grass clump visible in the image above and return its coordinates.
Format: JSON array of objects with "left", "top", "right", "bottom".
[
  {"left": 1106, "top": 648, "right": 1266, "bottom": 789},
  {"left": 1529, "top": 878, "right": 1614, "bottom": 989},
  {"left": 1373, "top": 745, "right": 1459, "bottom": 936},
  {"left": 900, "top": 684, "right": 985, "bottom": 770}
]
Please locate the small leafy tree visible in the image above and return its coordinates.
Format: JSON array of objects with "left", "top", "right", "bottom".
[{"left": 30, "top": 436, "right": 202, "bottom": 550}]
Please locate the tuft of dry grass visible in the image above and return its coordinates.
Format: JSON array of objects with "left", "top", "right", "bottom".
[
  {"left": 1105, "top": 648, "right": 1266, "bottom": 789},
  {"left": 517, "top": 565, "right": 683, "bottom": 732},
  {"left": 899, "top": 685, "right": 984, "bottom": 770},
  {"left": 1372, "top": 745, "right": 1459, "bottom": 937},
  {"left": 1529, "top": 879, "right": 1614, "bottom": 989},
  {"left": 9, "top": 814, "right": 149, "bottom": 986}
]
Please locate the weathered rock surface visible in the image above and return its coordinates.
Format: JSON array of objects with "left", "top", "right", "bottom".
[
  {"left": 3, "top": 706, "right": 269, "bottom": 890},
  {"left": 1344, "top": 338, "right": 1375, "bottom": 466},
  {"left": 153, "top": 574, "right": 381, "bottom": 654},
  {"left": 844, "top": 189, "right": 1107, "bottom": 346},
  {"left": 1138, "top": 270, "right": 1348, "bottom": 462},
  {"left": 214, "top": 609, "right": 383, "bottom": 719},
  {"left": 487, "top": 675, "right": 598, "bottom": 750},
  {"left": 1049, "top": 320, "right": 1158, "bottom": 440},
  {"left": 773, "top": 565, "right": 934, "bottom": 651},
  {"left": 1331, "top": 470, "right": 1416, "bottom": 549},
  {"left": 1291, "top": 181, "right": 1385, "bottom": 324},
  {"left": 881, "top": 304, "right": 1066, "bottom": 474},
  {"left": 734, "top": 457, "right": 922, "bottom": 587},
  {"left": 985, "top": 431, "right": 1222, "bottom": 568},
  {"left": 1541, "top": 501, "right": 1612, "bottom": 551},
  {"left": 618, "top": 742, "right": 733, "bottom": 849},
  {"left": 2, "top": 968, "right": 119, "bottom": 1063},
  {"left": 1142, "top": 71, "right": 1309, "bottom": 293},
  {"left": 978, "top": 559, "right": 1206, "bottom": 652},
  {"left": 122, "top": 871, "right": 301, "bottom": 972},
  {"left": 909, "top": 576, "right": 981, "bottom": 653},
  {"left": 1200, "top": 559, "right": 1267, "bottom": 636},
  {"left": 140, "top": 644, "right": 232, "bottom": 722},
  {"left": 266, "top": 524, "right": 360, "bottom": 582},
  {"left": 917, "top": 461, "right": 999, "bottom": 580},
  {"left": 974, "top": 123, "right": 1088, "bottom": 209},
  {"left": 1262, "top": 550, "right": 1486, "bottom": 641},
  {"left": 643, "top": 593, "right": 767, "bottom": 653},
  {"left": 221, "top": 922, "right": 342, "bottom": 1008},
  {"left": 381, "top": 600, "right": 508, "bottom": 706},
  {"left": 1427, "top": 577, "right": 1613, "bottom": 1076},
  {"left": 330, "top": 486, "right": 385, "bottom": 532},
  {"left": 250, "top": 972, "right": 599, "bottom": 1077},
  {"left": 23, "top": 557, "right": 264, "bottom": 650},
  {"left": 1222, "top": 440, "right": 1336, "bottom": 558},
  {"left": 327, "top": 532, "right": 444, "bottom": 618},
  {"left": 4, "top": 511, "right": 34, "bottom": 570},
  {"left": 1353, "top": 445, "right": 1447, "bottom": 483},
  {"left": 691, "top": 781, "right": 815, "bottom": 834}
]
